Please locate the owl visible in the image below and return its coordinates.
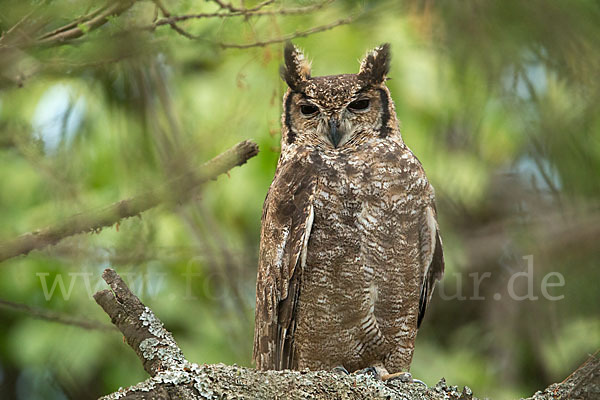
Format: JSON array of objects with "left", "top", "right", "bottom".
[{"left": 253, "top": 43, "right": 444, "bottom": 380}]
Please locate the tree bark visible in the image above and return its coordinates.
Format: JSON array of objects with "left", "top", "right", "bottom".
[
  {"left": 94, "top": 268, "right": 599, "bottom": 400},
  {"left": 525, "top": 351, "right": 600, "bottom": 400}
]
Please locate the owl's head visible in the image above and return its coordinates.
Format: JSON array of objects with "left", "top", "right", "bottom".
[{"left": 279, "top": 43, "right": 400, "bottom": 152}]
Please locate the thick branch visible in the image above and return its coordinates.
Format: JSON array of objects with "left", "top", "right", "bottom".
[
  {"left": 93, "top": 269, "right": 476, "bottom": 400},
  {"left": 0, "top": 140, "right": 259, "bottom": 263},
  {"left": 100, "top": 364, "right": 469, "bottom": 400},
  {"left": 94, "top": 268, "right": 184, "bottom": 376},
  {"left": 94, "top": 269, "right": 599, "bottom": 400},
  {"left": 526, "top": 351, "right": 600, "bottom": 400}
]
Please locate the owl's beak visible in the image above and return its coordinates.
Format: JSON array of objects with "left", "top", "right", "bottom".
[{"left": 328, "top": 118, "right": 342, "bottom": 148}]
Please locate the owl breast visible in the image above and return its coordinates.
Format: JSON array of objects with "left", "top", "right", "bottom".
[{"left": 292, "top": 137, "right": 433, "bottom": 373}]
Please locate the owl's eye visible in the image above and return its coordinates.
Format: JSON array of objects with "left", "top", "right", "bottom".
[
  {"left": 348, "top": 99, "right": 370, "bottom": 111},
  {"left": 300, "top": 104, "right": 319, "bottom": 116}
]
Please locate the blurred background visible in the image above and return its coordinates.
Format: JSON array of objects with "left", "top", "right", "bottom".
[{"left": 0, "top": 0, "right": 599, "bottom": 399}]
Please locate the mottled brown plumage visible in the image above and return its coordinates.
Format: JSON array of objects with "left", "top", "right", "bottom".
[{"left": 254, "top": 43, "right": 444, "bottom": 375}]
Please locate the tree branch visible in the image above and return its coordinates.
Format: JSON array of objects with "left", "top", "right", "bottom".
[
  {"left": 94, "top": 268, "right": 600, "bottom": 400},
  {"left": 0, "top": 140, "right": 259, "bottom": 263},
  {"left": 93, "top": 268, "right": 472, "bottom": 400},
  {"left": 149, "top": 0, "right": 335, "bottom": 31},
  {"left": 151, "top": 0, "right": 197, "bottom": 40},
  {"left": 36, "top": 0, "right": 137, "bottom": 46},
  {"left": 526, "top": 351, "right": 600, "bottom": 400},
  {"left": 218, "top": 15, "right": 355, "bottom": 49},
  {"left": 0, "top": 298, "right": 117, "bottom": 331},
  {"left": 94, "top": 268, "right": 184, "bottom": 376}
]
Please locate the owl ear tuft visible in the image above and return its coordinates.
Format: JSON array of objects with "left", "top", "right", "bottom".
[
  {"left": 281, "top": 42, "right": 311, "bottom": 91},
  {"left": 358, "top": 43, "right": 391, "bottom": 85}
]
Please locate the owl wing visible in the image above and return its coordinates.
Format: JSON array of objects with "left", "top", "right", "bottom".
[
  {"left": 253, "top": 151, "right": 317, "bottom": 370},
  {"left": 417, "top": 203, "right": 445, "bottom": 328}
]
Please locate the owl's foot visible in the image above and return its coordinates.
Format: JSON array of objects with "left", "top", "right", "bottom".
[
  {"left": 353, "top": 364, "right": 391, "bottom": 380},
  {"left": 332, "top": 365, "right": 350, "bottom": 376},
  {"left": 333, "top": 365, "right": 426, "bottom": 387},
  {"left": 354, "top": 366, "right": 378, "bottom": 378},
  {"left": 382, "top": 371, "right": 412, "bottom": 382},
  {"left": 383, "top": 372, "right": 427, "bottom": 387}
]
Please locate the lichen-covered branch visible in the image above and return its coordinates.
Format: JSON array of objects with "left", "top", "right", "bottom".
[
  {"left": 92, "top": 268, "right": 474, "bottom": 400},
  {"left": 526, "top": 351, "right": 600, "bottom": 400},
  {"left": 100, "top": 364, "right": 473, "bottom": 400},
  {"left": 93, "top": 268, "right": 185, "bottom": 376},
  {"left": 0, "top": 140, "right": 259, "bottom": 263},
  {"left": 93, "top": 268, "right": 599, "bottom": 400}
]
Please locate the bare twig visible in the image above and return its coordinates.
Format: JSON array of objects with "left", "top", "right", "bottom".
[
  {"left": 152, "top": 0, "right": 197, "bottom": 39},
  {"left": 0, "top": 298, "right": 116, "bottom": 331},
  {"left": 36, "top": 6, "right": 106, "bottom": 41},
  {"left": 167, "top": 24, "right": 197, "bottom": 39},
  {"left": 517, "top": 65, "right": 564, "bottom": 206},
  {"left": 0, "top": 0, "right": 137, "bottom": 63},
  {"left": 36, "top": 0, "right": 137, "bottom": 46},
  {"left": 245, "top": 0, "right": 333, "bottom": 15},
  {"left": 210, "top": 0, "right": 275, "bottom": 13},
  {"left": 530, "top": 141, "right": 563, "bottom": 201},
  {"left": 0, "top": 2, "right": 45, "bottom": 41},
  {"left": 211, "top": 0, "right": 241, "bottom": 13},
  {"left": 0, "top": 140, "right": 259, "bottom": 263},
  {"left": 150, "top": 0, "right": 334, "bottom": 30},
  {"left": 244, "top": 0, "right": 276, "bottom": 12},
  {"left": 218, "top": 15, "right": 355, "bottom": 49}
]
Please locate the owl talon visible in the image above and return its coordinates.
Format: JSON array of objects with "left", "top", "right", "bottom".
[
  {"left": 332, "top": 366, "right": 350, "bottom": 376},
  {"left": 412, "top": 378, "right": 428, "bottom": 387},
  {"left": 382, "top": 371, "right": 412, "bottom": 383},
  {"left": 381, "top": 372, "right": 427, "bottom": 387},
  {"left": 354, "top": 366, "right": 378, "bottom": 378}
]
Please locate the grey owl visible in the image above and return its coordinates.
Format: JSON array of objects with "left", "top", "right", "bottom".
[{"left": 253, "top": 43, "right": 444, "bottom": 378}]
